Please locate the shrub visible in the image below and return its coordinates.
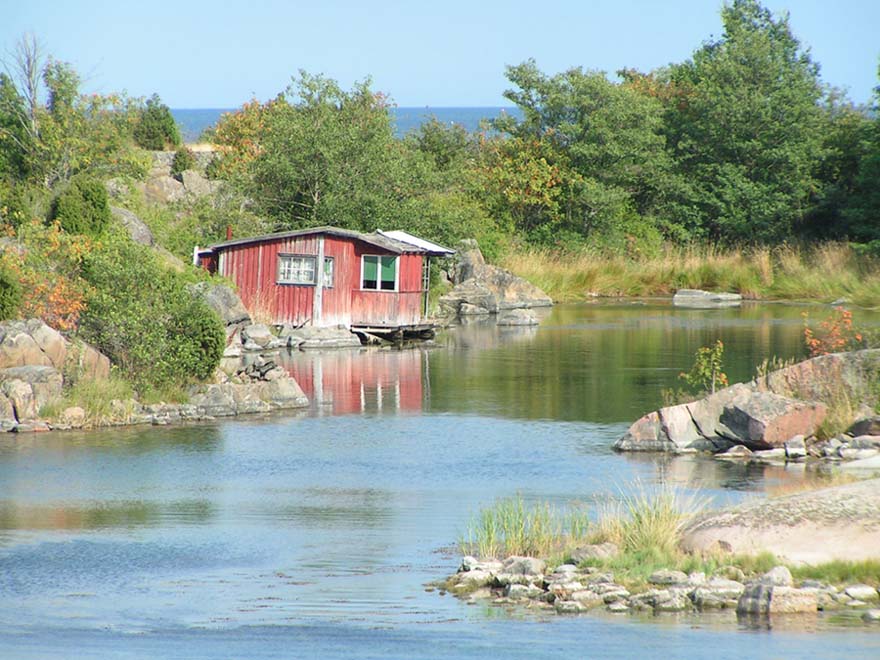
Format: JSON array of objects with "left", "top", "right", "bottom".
[
  {"left": 133, "top": 94, "right": 180, "bottom": 150},
  {"left": 203, "top": 154, "right": 224, "bottom": 180},
  {"left": 803, "top": 307, "right": 864, "bottom": 357},
  {"left": 0, "top": 180, "right": 33, "bottom": 229},
  {"left": 170, "top": 147, "right": 197, "bottom": 177},
  {"left": 679, "top": 340, "right": 729, "bottom": 395},
  {"left": 0, "top": 267, "right": 22, "bottom": 320},
  {"left": 78, "top": 230, "right": 224, "bottom": 392},
  {"left": 0, "top": 220, "right": 91, "bottom": 330},
  {"left": 50, "top": 177, "right": 111, "bottom": 237}
]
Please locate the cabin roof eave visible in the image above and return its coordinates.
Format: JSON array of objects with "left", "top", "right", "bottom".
[{"left": 206, "top": 225, "right": 438, "bottom": 255}]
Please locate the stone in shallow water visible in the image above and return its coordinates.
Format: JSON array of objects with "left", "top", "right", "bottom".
[
  {"left": 761, "top": 566, "right": 793, "bottom": 587},
  {"left": 845, "top": 584, "right": 880, "bottom": 601},
  {"left": 503, "top": 556, "right": 546, "bottom": 576},
  {"left": 554, "top": 600, "right": 585, "bottom": 614},
  {"left": 768, "top": 587, "right": 818, "bottom": 614},
  {"left": 717, "top": 444, "right": 753, "bottom": 459},
  {"left": 648, "top": 569, "right": 689, "bottom": 585},
  {"left": 568, "top": 543, "right": 618, "bottom": 563}
]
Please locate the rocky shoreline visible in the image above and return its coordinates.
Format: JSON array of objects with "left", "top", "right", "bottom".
[
  {"left": 0, "top": 317, "right": 310, "bottom": 434},
  {"left": 443, "top": 553, "right": 880, "bottom": 624},
  {"left": 614, "top": 349, "right": 880, "bottom": 470}
]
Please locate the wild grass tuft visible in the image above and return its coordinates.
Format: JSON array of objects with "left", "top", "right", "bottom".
[
  {"left": 499, "top": 242, "right": 880, "bottom": 306},
  {"left": 460, "top": 495, "right": 590, "bottom": 559},
  {"left": 591, "top": 483, "right": 702, "bottom": 557},
  {"left": 39, "top": 375, "right": 135, "bottom": 427},
  {"left": 791, "top": 559, "right": 880, "bottom": 586}
]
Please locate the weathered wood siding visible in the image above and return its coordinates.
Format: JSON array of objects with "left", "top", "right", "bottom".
[
  {"left": 350, "top": 246, "right": 423, "bottom": 326},
  {"left": 217, "top": 233, "right": 426, "bottom": 327}
]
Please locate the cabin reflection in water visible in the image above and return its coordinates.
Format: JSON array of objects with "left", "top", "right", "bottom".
[{"left": 278, "top": 349, "right": 427, "bottom": 415}]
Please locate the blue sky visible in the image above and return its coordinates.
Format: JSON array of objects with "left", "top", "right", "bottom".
[{"left": 3, "top": 0, "right": 878, "bottom": 108}]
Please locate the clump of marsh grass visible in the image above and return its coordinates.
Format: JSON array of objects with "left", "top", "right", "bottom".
[
  {"left": 39, "top": 375, "right": 135, "bottom": 427},
  {"left": 591, "top": 482, "right": 703, "bottom": 557},
  {"left": 460, "top": 495, "right": 590, "bottom": 559},
  {"left": 498, "top": 242, "right": 880, "bottom": 306}
]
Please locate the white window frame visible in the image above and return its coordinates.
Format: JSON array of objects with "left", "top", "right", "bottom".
[
  {"left": 361, "top": 254, "right": 398, "bottom": 292},
  {"left": 277, "top": 253, "right": 317, "bottom": 285},
  {"left": 323, "top": 256, "right": 334, "bottom": 289}
]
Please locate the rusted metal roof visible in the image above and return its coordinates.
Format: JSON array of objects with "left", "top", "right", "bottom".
[{"left": 207, "top": 226, "right": 435, "bottom": 254}]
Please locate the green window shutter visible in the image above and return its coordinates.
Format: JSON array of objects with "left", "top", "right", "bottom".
[
  {"left": 363, "top": 255, "right": 378, "bottom": 287},
  {"left": 380, "top": 256, "right": 396, "bottom": 283},
  {"left": 363, "top": 256, "right": 378, "bottom": 280}
]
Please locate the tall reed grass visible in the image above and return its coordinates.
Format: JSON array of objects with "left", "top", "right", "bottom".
[
  {"left": 591, "top": 484, "right": 702, "bottom": 557},
  {"left": 460, "top": 495, "right": 590, "bottom": 559},
  {"left": 500, "top": 242, "right": 880, "bottom": 306}
]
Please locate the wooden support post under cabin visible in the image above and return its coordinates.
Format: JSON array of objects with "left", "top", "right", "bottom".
[
  {"left": 312, "top": 235, "right": 325, "bottom": 325},
  {"left": 423, "top": 256, "right": 431, "bottom": 318}
]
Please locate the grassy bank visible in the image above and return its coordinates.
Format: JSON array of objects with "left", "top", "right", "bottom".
[
  {"left": 500, "top": 243, "right": 880, "bottom": 307},
  {"left": 460, "top": 485, "right": 880, "bottom": 590}
]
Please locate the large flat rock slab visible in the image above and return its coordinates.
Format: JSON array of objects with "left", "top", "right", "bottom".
[
  {"left": 681, "top": 478, "right": 880, "bottom": 564},
  {"left": 673, "top": 289, "right": 742, "bottom": 308}
]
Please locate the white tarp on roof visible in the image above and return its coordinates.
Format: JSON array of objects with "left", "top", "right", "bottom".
[{"left": 378, "top": 230, "right": 455, "bottom": 255}]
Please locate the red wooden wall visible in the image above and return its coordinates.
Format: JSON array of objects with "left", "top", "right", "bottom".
[{"left": 217, "top": 234, "right": 426, "bottom": 327}]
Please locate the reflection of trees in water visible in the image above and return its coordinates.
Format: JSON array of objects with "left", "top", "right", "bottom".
[
  {"left": 0, "top": 425, "right": 224, "bottom": 457},
  {"left": 426, "top": 303, "right": 814, "bottom": 424},
  {"left": 0, "top": 499, "right": 215, "bottom": 532}
]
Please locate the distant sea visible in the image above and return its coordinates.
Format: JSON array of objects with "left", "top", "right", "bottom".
[{"left": 171, "top": 107, "right": 521, "bottom": 143}]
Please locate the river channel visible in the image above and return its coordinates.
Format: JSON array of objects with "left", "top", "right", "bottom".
[{"left": 1, "top": 302, "right": 879, "bottom": 658}]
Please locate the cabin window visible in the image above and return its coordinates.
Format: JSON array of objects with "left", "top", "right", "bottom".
[
  {"left": 323, "top": 257, "right": 334, "bottom": 288},
  {"left": 277, "top": 254, "right": 316, "bottom": 285},
  {"left": 361, "top": 255, "right": 397, "bottom": 291}
]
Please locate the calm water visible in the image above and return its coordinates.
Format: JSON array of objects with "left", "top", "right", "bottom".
[
  {"left": 171, "top": 107, "right": 521, "bottom": 142},
  {"left": 2, "top": 302, "right": 879, "bottom": 659}
]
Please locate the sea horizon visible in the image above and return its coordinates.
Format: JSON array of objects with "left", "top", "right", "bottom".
[{"left": 171, "top": 106, "right": 521, "bottom": 142}]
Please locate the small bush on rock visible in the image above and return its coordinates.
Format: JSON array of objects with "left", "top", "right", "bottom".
[
  {"left": 0, "top": 267, "right": 22, "bottom": 320},
  {"left": 171, "top": 147, "right": 197, "bottom": 177},
  {"left": 50, "top": 177, "right": 111, "bottom": 237},
  {"left": 133, "top": 94, "right": 180, "bottom": 150}
]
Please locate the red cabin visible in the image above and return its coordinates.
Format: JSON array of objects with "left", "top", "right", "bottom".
[{"left": 195, "top": 226, "right": 454, "bottom": 332}]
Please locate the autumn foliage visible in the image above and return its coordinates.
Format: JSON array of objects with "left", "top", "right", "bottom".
[
  {"left": 803, "top": 307, "right": 864, "bottom": 357},
  {"left": 0, "top": 220, "right": 91, "bottom": 331}
]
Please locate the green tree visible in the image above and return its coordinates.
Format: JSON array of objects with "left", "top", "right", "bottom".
[
  {"left": 802, "top": 93, "right": 873, "bottom": 240},
  {"left": 250, "top": 72, "right": 418, "bottom": 231},
  {"left": 405, "top": 116, "right": 474, "bottom": 172},
  {"left": 486, "top": 60, "right": 673, "bottom": 248},
  {"left": 841, "top": 65, "right": 880, "bottom": 243},
  {"left": 663, "top": 0, "right": 825, "bottom": 242},
  {"left": 0, "top": 73, "right": 31, "bottom": 179},
  {"left": 133, "top": 93, "right": 180, "bottom": 150}
]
